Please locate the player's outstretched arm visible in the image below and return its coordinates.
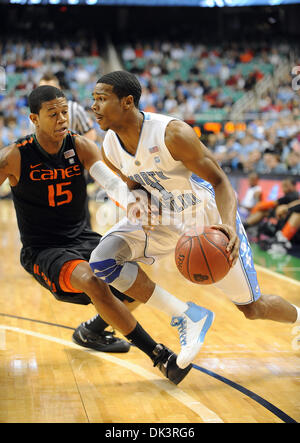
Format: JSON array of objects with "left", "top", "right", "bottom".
[
  {"left": 0, "top": 144, "right": 20, "bottom": 187},
  {"left": 75, "top": 135, "right": 138, "bottom": 189},
  {"left": 75, "top": 135, "right": 139, "bottom": 212},
  {"left": 165, "top": 120, "right": 239, "bottom": 265},
  {"left": 76, "top": 135, "right": 155, "bottom": 225}
]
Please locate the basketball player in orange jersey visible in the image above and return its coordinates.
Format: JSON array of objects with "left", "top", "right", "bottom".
[
  {"left": 85, "top": 71, "right": 300, "bottom": 369},
  {"left": 0, "top": 85, "right": 195, "bottom": 385}
]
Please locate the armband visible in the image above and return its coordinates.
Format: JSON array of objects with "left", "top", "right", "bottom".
[{"left": 89, "top": 160, "right": 136, "bottom": 210}]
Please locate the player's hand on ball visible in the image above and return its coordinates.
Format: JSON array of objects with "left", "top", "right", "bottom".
[{"left": 210, "top": 224, "right": 240, "bottom": 266}]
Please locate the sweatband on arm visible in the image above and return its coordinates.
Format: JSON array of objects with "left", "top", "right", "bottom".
[{"left": 89, "top": 160, "right": 136, "bottom": 210}]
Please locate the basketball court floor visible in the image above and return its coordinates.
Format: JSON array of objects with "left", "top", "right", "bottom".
[{"left": 0, "top": 199, "right": 299, "bottom": 423}]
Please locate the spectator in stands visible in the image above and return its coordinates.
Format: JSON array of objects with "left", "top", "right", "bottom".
[
  {"left": 233, "top": 133, "right": 262, "bottom": 171},
  {"left": 239, "top": 172, "right": 262, "bottom": 221},
  {"left": 241, "top": 149, "right": 262, "bottom": 173},
  {"left": 244, "top": 67, "right": 264, "bottom": 91},
  {"left": 122, "top": 44, "right": 136, "bottom": 63},
  {"left": 248, "top": 118, "right": 265, "bottom": 141},
  {"left": 244, "top": 178, "right": 299, "bottom": 231},
  {"left": 205, "top": 132, "right": 219, "bottom": 151},
  {"left": 1, "top": 36, "right": 299, "bottom": 180},
  {"left": 214, "top": 135, "right": 241, "bottom": 170},
  {"left": 286, "top": 151, "right": 300, "bottom": 175},
  {"left": 259, "top": 197, "right": 300, "bottom": 255},
  {"left": 256, "top": 149, "right": 287, "bottom": 175}
]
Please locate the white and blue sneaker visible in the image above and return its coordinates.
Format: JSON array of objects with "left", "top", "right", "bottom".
[{"left": 171, "top": 302, "right": 214, "bottom": 369}]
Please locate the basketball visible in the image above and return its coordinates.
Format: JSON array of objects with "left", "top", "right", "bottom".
[{"left": 175, "top": 226, "right": 231, "bottom": 285}]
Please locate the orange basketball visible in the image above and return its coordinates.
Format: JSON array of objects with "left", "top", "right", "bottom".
[{"left": 175, "top": 226, "right": 231, "bottom": 285}]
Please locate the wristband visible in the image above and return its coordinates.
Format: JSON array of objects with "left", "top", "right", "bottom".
[{"left": 89, "top": 160, "right": 136, "bottom": 210}]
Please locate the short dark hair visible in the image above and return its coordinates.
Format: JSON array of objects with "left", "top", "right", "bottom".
[
  {"left": 97, "top": 70, "right": 142, "bottom": 107},
  {"left": 39, "top": 72, "right": 59, "bottom": 84},
  {"left": 285, "top": 177, "right": 297, "bottom": 187},
  {"left": 28, "top": 85, "right": 65, "bottom": 114}
]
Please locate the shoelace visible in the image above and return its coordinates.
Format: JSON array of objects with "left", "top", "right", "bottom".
[
  {"left": 82, "top": 318, "right": 116, "bottom": 338},
  {"left": 85, "top": 315, "right": 99, "bottom": 325},
  {"left": 152, "top": 346, "right": 170, "bottom": 367},
  {"left": 170, "top": 316, "right": 187, "bottom": 346}
]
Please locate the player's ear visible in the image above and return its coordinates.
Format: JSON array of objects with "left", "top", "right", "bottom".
[
  {"left": 29, "top": 113, "right": 39, "bottom": 126},
  {"left": 122, "top": 95, "right": 134, "bottom": 110}
]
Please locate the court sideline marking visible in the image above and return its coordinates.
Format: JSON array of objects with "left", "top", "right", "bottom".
[
  {"left": 192, "top": 364, "right": 297, "bottom": 423},
  {"left": 0, "top": 324, "right": 223, "bottom": 423},
  {"left": 256, "top": 264, "right": 300, "bottom": 287},
  {"left": 0, "top": 314, "right": 298, "bottom": 422}
]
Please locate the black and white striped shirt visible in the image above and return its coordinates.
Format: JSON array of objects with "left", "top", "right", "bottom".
[{"left": 67, "top": 100, "right": 93, "bottom": 135}]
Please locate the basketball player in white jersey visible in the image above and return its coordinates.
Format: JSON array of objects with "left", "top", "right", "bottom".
[{"left": 87, "top": 71, "right": 300, "bottom": 369}]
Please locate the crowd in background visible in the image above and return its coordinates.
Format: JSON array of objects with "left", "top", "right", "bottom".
[
  {"left": 202, "top": 115, "right": 300, "bottom": 175},
  {"left": 0, "top": 35, "right": 299, "bottom": 254},
  {"left": 120, "top": 40, "right": 288, "bottom": 117},
  {"left": 0, "top": 37, "right": 103, "bottom": 145},
  {"left": 120, "top": 40, "right": 300, "bottom": 176},
  {"left": 0, "top": 38, "right": 300, "bottom": 177}
]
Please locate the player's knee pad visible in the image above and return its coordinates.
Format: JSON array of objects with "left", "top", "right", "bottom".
[
  {"left": 89, "top": 235, "right": 138, "bottom": 292},
  {"left": 90, "top": 257, "right": 123, "bottom": 283}
]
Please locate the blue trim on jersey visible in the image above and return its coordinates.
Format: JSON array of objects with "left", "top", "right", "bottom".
[
  {"left": 141, "top": 111, "right": 151, "bottom": 121},
  {"left": 191, "top": 174, "right": 215, "bottom": 196},
  {"left": 191, "top": 174, "right": 261, "bottom": 304},
  {"left": 235, "top": 212, "right": 261, "bottom": 303}
]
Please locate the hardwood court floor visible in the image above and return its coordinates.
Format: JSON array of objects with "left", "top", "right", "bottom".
[{"left": 0, "top": 200, "right": 299, "bottom": 423}]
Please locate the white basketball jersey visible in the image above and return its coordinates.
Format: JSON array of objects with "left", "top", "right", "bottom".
[
  {"left": 97, "top": 112, "right": 261, "bottom": 306},
  {"left": 103, "top": 111, "right": 218, "bottom": 226}
]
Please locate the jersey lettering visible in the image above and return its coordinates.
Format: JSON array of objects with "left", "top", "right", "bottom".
[
  {"left": 29, "top": 164, "right": 82, "bottom": 181},
  {"left": 11, "top": 132, "right": 87, "bottom": 248},
  {"left": 48, "top": 182, "right": 73, "bottom": 207},
  {"left": 129, "top": 171, "right": 202, "bottom": 212}
]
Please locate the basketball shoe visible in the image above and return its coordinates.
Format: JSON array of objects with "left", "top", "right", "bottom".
[
  {"left": 152, "top": 344, "right": 192, "bottom": 385},
  {"left": 73, "top": 323, "right": 131, "bottom": 353},
  {"left": 171, "top": 302, "right": 214, "bottom": 369}
]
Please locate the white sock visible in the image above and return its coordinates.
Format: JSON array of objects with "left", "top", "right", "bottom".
[
  {"left": 292, "top": 305, "right": 300, "bottom": 324},
  {"left": 146, "top": 284, "right": 188, "bottom": 318},
  {"left": 276, "top": 231, "right": 291, "bottom": 246}
]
